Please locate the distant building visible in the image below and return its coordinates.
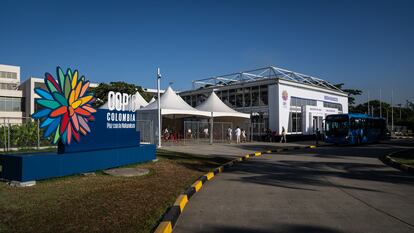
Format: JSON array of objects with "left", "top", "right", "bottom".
[
  {"left": 0, "top": 64, "right": 23, "bottom": 124},
  {"left": 0, "top": 64, "right": 98, "bottom": 124},
  {"left": 179, "top": 66, "right": 348, "bottom": 135}
]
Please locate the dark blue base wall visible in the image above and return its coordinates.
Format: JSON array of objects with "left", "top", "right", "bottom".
[{"left": 1, "top": 144, "right": 156, "bottom": 182}]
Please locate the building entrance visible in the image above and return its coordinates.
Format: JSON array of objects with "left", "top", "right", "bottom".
[{"left": 312, "top": 116, "right": 323, "bottom": 133}]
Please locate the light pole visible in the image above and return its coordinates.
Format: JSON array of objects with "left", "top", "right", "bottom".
[
  {"left": 398, "top": 104, "right": 402, "bottom": 120},
  {"left": 157, "top": 68, "right": 162, "bottom": 148},
  {"left": 391, "top": 89, "right": 394, "bottom": 134},
  {"left": 367, "top": 91, "right": 370, "bottom": 115},
  {"left": 379, "top": 88, "right": 382, "bottom": 118}
]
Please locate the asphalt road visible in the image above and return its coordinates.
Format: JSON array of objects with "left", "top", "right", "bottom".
[{"left": 174, "top": 140, "right": 414, "bottom": 233}]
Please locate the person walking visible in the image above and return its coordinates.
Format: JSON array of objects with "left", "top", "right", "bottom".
[
  {"left": 315, "top": 128, "right": 321, "bottom": 146},
  {"left": 241, "top": 129, "right": 247, "bottom": 143},
  {"left": 280, "top": 126, "right": 287, "bottom": 143},
  {"left": 227, "top": 127, "right": 233, "bottom": 143},
  {"left": 235, "top": 126, "right": 241, "bottom": 144}
]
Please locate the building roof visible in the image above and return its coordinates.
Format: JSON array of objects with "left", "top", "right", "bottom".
[
  {"left": 192, "top": 66, "right": 343, "bottom": 92},
  {"left": 196, "top": 91, "right": 250, "bottom": 118}
]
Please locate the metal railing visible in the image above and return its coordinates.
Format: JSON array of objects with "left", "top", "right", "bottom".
[{"left": 0, "top": 117, "right": 54, "bottom": 152}]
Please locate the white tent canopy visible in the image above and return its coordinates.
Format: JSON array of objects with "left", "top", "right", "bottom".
[
  {"left": 139, "top": 86, "right": 211, "bottom": 117},
  {"left": 99, "top": 91, "right": 148, "bottom": 110},
  {"left": 196, "top": 91, "right": 250, "bottom": 119}
]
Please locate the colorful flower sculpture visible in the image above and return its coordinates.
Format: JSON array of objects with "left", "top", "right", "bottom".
[{"left": 32, "top": 67, "right": 96, "bottom": 145}]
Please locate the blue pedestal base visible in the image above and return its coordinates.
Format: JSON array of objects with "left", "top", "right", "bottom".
[{"left": 1, "top": 144, "right": 156, "bottom": 182}]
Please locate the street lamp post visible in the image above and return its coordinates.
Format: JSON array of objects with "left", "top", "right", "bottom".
[
  {"left": 398, "top": 104, "right": 402, "bottom": 120},
  {"left": 380, "top": 88, "right": 382, "bottom": 118},
  {"left": 391, "top": 89, "right": 394, "bottom": 134},
  {"left": 157, "top": 68, "right": 162, "bottom": 148}
]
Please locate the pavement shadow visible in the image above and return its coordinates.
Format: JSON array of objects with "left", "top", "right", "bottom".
[
  {"left": 157, "top": 149, "right": 232, "bottom": 172},
  {"left": 281, "top": 144, "right": 406, "bottom": 160},
  {"left": 230, "top": 144, "right": 303, "bottom": 152},
  {"left": 226, "top": 157, "right": 414, "bottom": 192},
  {"left": 195, "top": 223, "right": 344, "bottom": 233}
]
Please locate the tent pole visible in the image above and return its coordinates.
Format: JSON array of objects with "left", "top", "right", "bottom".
[{"left": 210, "top": 112, "right": 213, "bottom": 145}]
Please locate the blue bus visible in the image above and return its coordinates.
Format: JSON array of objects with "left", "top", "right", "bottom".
[{"left": 324, "top": 113, "right": 387, "bottom": 145}]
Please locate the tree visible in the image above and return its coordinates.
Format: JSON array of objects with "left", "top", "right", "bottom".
[
  {"left": 333, "top": 83, "right": 362, "bottom": 106},
  {"left": 352, "top": 100, "right": 391, "bottom": 116},
  {"left": 91, "top": 81, "right": 151, "bottom": 108}
]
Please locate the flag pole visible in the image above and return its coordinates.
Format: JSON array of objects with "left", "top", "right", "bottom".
[
  {"left": 379, "top": 88, "right": 382, "bottom": 118},
  {"left": 157, "top": 68, "right": 162, "bottom": 148},
  {"left": 367, "top": 91, "right": 370, "bottom": 115},
  {"left": 391, "top": 89, "right": 394, "bottom": 135}
]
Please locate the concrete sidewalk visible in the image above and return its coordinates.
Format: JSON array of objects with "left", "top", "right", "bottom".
[{"left": 161, "top": 141, "right": 317, "bottom": 159}]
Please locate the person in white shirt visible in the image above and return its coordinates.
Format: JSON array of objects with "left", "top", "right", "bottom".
[
  {"left": 235, "top": 126, "right": 241, "bottom": 144},
  {"left": 187, "top": 128, "right": 193, "bottom": 139},
  {"left": 203, "top": 127, "right": 209, "bottom": 138},
  {"left": 241, "top": 129, "right": 246, "bottom": 142},
  {"left": 227, "top": 127, "right": 233, "bottom": 143}
]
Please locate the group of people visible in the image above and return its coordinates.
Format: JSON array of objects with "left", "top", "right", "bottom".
[
  {"left": 167, "top": 125, "right": 321, "bottom": 145},
  {"left": 227, "top": 126, "right": 247, "bottom": 144},
  {"left": 163, "top": 127, "right": 179, "bottom": 141}
]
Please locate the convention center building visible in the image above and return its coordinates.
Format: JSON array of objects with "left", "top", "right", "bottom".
[{"left": 179, "top": 66, "right": 348, "bottom": 135}]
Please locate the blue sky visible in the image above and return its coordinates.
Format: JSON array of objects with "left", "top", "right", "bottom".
[{"left": 1, "top": 0, "right": 413, "bottom": 105}]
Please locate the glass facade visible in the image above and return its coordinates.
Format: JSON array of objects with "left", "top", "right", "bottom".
[
  {"left": 183, "top": 85, "right": 270, "bottom": 108},
  {"left": 0, "top": 97, "right": 23, "bottom": 112},
  {"left": 290, "top": 96, "right": 317, "bottom": 107},
  {"left": 323, "top": 101, "right": 343, "bottom": 111},
  {"left": 288, "top": 112, "right": 302, "bottom": 133}
]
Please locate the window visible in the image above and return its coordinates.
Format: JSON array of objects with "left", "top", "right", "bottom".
[
  {"left": 290, "top": 97, "right": 317, "bottom": 107},
  {"left": 0, "top": 83, "right": 17, "bottom": 90},
  {"left": 323, "top": 102, "right": 343, "bottom": 111},
  {"left": 0, "top": 97, "right": 22, "bottom": 112},
  {"left": 196, "top": 93, "right": 208, "bottom": 105},
  {"left": 221, "top": 90, "right": 229, "bottom": 106},
  {"left": 183, "top": 95, "right": 191, "bottom": 105},
  {"left": 288, "top": 112, "right": 302, "bottom": 133},
  {"left": 35, "top": 82, "right": 47, "bottom": 90},
  {"left": 229, "top": 89, "right": 235, "bottom": 107},
  {"left": 259, "top": 85, "right": 268, "bottom": 106},
  {"left": 251, "top": 86, "right": 259, "bottom": 106},
  {"left": 244, "top": 87, "right": 251, "bottom": 107},
  {"left": 0, "top": 71, "right": 17, "bottom": 79},
  {"left": 236, "top": 88, "right": 243, "bottom": 107}
]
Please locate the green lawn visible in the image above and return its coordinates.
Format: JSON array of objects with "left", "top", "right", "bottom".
[
  {"left": 0, "top": 149, "right": 230, "bottom": 233},
  {"left": 389, "top": 149, "right": 414, "bottom": 166}
]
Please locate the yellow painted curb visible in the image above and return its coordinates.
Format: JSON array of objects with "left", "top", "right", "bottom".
[
  {"left": 191, "top": 180, "right": 203, "bottom": 192},
  {"left": 245, "top": 154, "right": 250, "bottom": 159},
  {"left": 266, "top": 150, "right": 272, "bottom": 153},
  {"left": 154, "top": 221, "right": 172, "bottom": 233},
  {"left": 174, "top": 194, "right": 188, "bottom": 212},
  {"left": 205, "top": 172, "right": 215, "bottom": 180},
  {"left": 238, "top": 157, "right": 243, "bottom": 161},
  {"left": 254, "top": 152, "right": 262, "bottom": 156},
  {"left": 310, "top": 145, "right": 316, "bottom": 149}
]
